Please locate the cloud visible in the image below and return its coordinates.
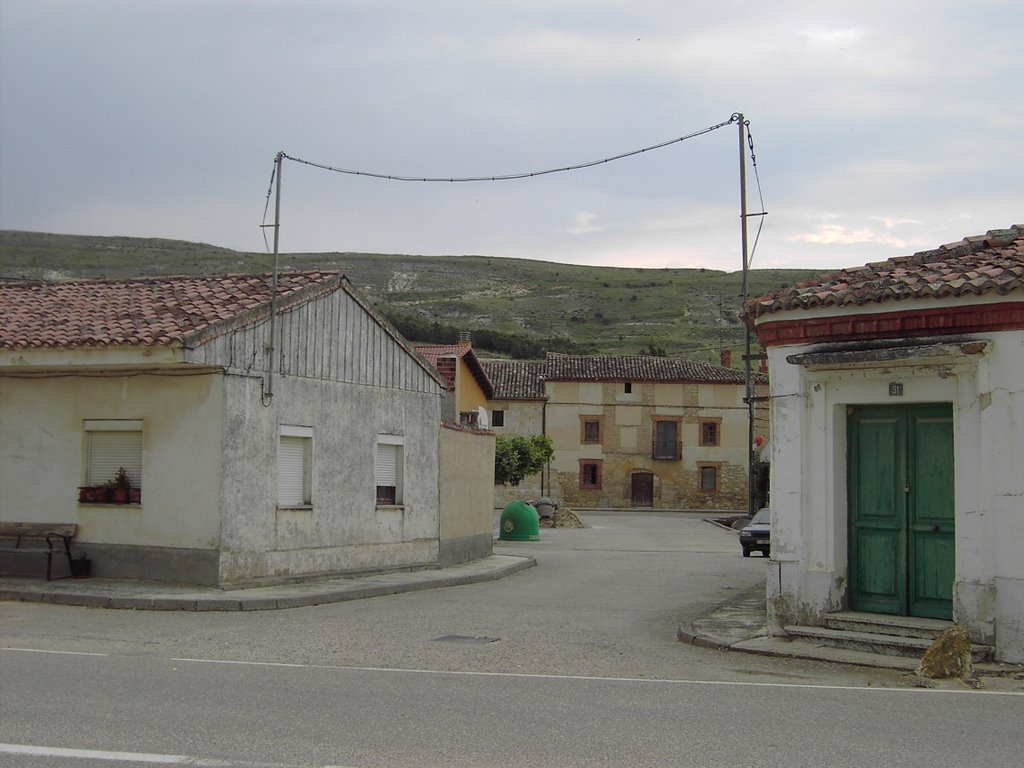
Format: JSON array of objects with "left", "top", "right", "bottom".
[
  {"left": 563, "top": 211, "right": 611, "bottom": 235},
  {"left": 789, "top": 224, "right": 908, "bottom": 249}
]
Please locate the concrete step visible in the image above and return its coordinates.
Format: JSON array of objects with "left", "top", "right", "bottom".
[
  {"left": 784, "top": 624, "right": 994, "bottom": 663},
  {"left": 732, "top": 635, "right": 1009, "bottom": 676},
  {"left": 822, "top": 611, "right": 951, "bottom": 639}
]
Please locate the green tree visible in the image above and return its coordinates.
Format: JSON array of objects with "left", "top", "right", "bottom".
[
  {"left": 494, "top": 434, "right": 554, "bottom": 486},
  {"left": 639, "top": 341, "right": 667, "bottom": 357}
]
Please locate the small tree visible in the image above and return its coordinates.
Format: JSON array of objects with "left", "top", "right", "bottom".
[{"left": 494, "top": 434, "right": 554, "bottom": 487}]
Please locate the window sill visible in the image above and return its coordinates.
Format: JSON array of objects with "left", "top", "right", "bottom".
[
  {"left": 276, "top": 505, "right": 313, "bottom": 512},
  {"left": 375, "top": 504, "right": 405, "bottom": 511}
]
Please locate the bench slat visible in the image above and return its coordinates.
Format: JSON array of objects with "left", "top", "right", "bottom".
[{"left": 0, "top": 523, "right": 78, "bottom": 538}]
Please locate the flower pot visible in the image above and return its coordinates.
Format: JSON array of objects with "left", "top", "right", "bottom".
[
  {"left": 71, "top": 559, "right": 92, "bottom": 579},
  {"left": 112, "top": 488, "right": 128, "bottom": 504},
  {"left": 129, "top": 488, "right": 142, "bottom": 504}
]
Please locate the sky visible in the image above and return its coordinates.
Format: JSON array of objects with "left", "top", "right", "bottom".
[{"left": 1, "top": 0, "right": 1021, "bottom": 273}]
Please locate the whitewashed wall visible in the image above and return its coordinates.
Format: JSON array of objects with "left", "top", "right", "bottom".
[{"left": 760, "top": 298, "right": 1024, "bottom": 663}]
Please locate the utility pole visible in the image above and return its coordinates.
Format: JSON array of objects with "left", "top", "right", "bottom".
[
  {"left": 736, "top": 114, "right": 755, "bottom": 519},
  {"left": 263, "top": 151, "right": 283, "bottom": 405}
]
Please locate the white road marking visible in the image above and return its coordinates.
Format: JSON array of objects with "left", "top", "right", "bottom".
[
  {"left": 4, "top": 647, "right": 107, "bottom": 656},
  {"left": 0, "top": 742, "right": 353, "bottom": 768},
  {"left": 170, "top": 656, "right": 1024, "bottom": 697},
  {"left": 4, "top": 646, "right": 1020, "bottom": 697}
]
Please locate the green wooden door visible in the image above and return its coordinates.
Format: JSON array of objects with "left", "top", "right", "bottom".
[{"left": 848, "top": 404, "right": 954, "bottom": 619}]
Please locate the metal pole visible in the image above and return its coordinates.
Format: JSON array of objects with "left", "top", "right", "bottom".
[
  {"left": 737, "top": 114, "right": 755, "bottom": 518},
  {"left": 264, "top": 151, "right": 283, "bottom": 404}
]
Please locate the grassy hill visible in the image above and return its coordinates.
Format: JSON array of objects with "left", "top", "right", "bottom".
[{"left": 0, "top": 230, "right": 824, "bottom": 360}]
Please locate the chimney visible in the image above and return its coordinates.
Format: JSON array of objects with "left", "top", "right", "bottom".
[
  {"left": 458, "top": 331, "right": 472, "bottom": 347},
  {"left": 720, "top": 349, "right": 732, "bottom": 368}
]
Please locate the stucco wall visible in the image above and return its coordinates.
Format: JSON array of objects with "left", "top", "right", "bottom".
[
  {"left": 0, "top": 370, "right": 224, "bottom": 581},
  {"left": 216, "top": 372, "right": 442, "bottom": 585},
  {"left": 760, "top": 301, "right": 1024, "bottom": 662},
  {"left": 438, "top": 423, "right": 495, "bottom": 565},
  {"left": 455, "top": 360, "right": 489, "bottom": 414}
]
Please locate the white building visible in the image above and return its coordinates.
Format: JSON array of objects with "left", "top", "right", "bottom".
[
  {"left": 747, "top": 225, "right": 1024, "bottom": 662},
  {"left": 0, "top": 272, "right": 493, "bottom": 586}
]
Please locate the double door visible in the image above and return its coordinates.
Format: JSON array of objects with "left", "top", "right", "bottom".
[{"left": 847, "top": 404, "right": 954, "bottom": 619}]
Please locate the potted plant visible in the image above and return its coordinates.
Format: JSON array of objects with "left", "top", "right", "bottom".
[
  {"left": 111, "top": 467, "right": 131, "bottom": 504},
  {"left": 71, "top": 553, "right": 92, "bottom": 578}
]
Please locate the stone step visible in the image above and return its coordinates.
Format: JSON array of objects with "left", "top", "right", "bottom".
[
  {"left": 784, "top": 625, "right": 994, "bottom": 663},
  {"left": 822, "top": 611, "right": 952, "bottom": 640}
]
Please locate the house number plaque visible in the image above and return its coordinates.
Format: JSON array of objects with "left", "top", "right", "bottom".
[{"left": 888, "top": 382, "right": 904, "bottom": 397}]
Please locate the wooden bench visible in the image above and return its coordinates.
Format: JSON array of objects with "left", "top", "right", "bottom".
[{"left": 0, "top": 523, "right": 78, "bottom": 580}]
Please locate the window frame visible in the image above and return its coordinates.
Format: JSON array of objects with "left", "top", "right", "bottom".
[
  {"left": 278, "top": 425, "right": 313, "bottom": 508},
  {"left": 83, "top": 419, "right": 143, "bottom": 503},
  {"left": 579, "top": 459, "right": 603, "bottom": 490},
  {"left": 491, "top": 409, "right": 505, "bottom": 427},
  {"left": 580, "top": 415, "right": 604, "bottom": 445},
  {"left": 698, "top": 463, "right": 721, "bottom": 492},
  {"left": 652, "top": 417, "right": 682, "bottom": 460},
  {"left": 699, "top": 418, "right": 722, "bottom": 447},
  {"left": 375, "top": 434, "right": 405, "bottom": 507}
]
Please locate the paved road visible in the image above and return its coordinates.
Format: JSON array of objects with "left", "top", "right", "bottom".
[{"left": 2, "top": 512, "right": 1021, "bottom": 767}]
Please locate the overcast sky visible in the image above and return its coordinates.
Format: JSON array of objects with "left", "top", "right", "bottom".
[{"left": 1, "top": 0, "right": 1021, "bottom": 272}]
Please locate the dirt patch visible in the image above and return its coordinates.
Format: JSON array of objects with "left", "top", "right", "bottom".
[{"left": 540, "top": 507, "right": 588, "bottom": 529}]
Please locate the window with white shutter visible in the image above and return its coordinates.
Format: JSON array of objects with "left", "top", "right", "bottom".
[
  {"left": 376, "top": 435, "right": 404, "bottom": 506},
  {"left": 84, "top": 420, "right": 143, "bottom": 489},
  {"left": 278, "top": 426, "right": 312, "bottom": 507}
]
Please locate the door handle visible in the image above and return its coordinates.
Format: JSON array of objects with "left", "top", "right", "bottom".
[{"left": 932, "top": 525, "right": 940, "bottom": 532}]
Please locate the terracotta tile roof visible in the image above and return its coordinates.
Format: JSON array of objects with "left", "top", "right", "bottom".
[
  {"left": 543, "top": 353, "right": 756, "bottom": 385},
  {"left": 415, "top": 343, "right": 494, "bottom": 398},
  {"left": 746, "top": 225, "right": 1024, "bottom": 319},
  {"left": 481, "top": 360, "right": 549, "bottom": 400},
  {"left": 0, "top": 271, "right": 341, "bottom": 349},
  {"left": 482, "top": 353, "right": 759, "bottom": 399}
]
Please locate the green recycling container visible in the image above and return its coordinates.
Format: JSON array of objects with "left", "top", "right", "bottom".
[{"left": 499, "top": 500, "right": 540, "bottom": 541}]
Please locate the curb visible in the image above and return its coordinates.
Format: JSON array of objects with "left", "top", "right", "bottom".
[{"left": 0, "top": 555, "right": 537, "bottom": 612}]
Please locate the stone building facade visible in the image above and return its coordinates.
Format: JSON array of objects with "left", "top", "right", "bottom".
[{"left": 483, "top": 353, "right": 767, "bottom": 511}]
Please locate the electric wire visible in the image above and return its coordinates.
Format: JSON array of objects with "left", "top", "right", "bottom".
[
  {"left": 743, "top": 120, "right": 768, "bottom": 269},
  {"left": 279, "top": 117, "right": 738, "bottom": 184},
  {"left": 260, "top": 161, "right": 278, "bottom": 253}
]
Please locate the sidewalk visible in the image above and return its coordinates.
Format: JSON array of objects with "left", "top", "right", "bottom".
[
  {"left": 678, "top": 583, "right": 1021, "bottom": 679},
  {"left": 0, "top": 554, "right": 535, "bottom": 612}
]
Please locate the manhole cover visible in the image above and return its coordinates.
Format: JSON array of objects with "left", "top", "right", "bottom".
[{"left": 433, "top": 635, "right": 499, "bottom": 644}]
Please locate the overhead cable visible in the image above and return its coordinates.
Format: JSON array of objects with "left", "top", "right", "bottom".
[{"left": 279, "top": 116, "right": 738, "bottom": 183}]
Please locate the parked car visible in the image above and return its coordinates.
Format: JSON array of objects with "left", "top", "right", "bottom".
[{"left": 740, "top": 507, "right": 771, "bottom": 557}]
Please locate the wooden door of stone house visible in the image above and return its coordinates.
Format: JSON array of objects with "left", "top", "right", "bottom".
[
  {"left": 847, "top": 404, "right": 955, "bottom": 620},
  {"left": 631, "top": 472, "right": 654, "bottom": 507}
]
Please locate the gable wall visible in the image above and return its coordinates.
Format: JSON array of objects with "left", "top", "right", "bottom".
[{"left": 188, "top": 286, "right": 441, "bottom": 394}]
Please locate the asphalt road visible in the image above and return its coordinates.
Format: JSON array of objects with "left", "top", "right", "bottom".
[{"left": 2, "top": 512, "right": 1021, "bottom": 767}]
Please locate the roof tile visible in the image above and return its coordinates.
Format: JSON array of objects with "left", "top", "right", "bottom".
[
  {"left": 482, "top": 352, "right": 761, "bottom": 400},
  {"left": 0, "top": 271, "right": 341, "bottom": 349},
  {"left": 746, "top": 225, "right": 1024, "bottom": 319}
]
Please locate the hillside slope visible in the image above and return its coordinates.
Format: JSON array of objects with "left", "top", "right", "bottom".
[{"left": 0, "top": 230, "right": 823, "bottom": 359}]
